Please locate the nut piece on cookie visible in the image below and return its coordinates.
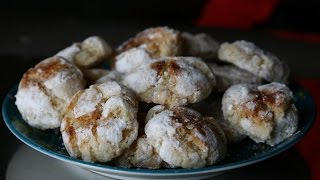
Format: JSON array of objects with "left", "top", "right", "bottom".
[
  {"left": 182, "top": 32, "right": 219, "bottom": 59},
  {"left": 189, "top": 95, "right": 246, "bottom": 144},
  {"left": 15, "top": 57, "right": 85, "bottom": 130},
  {"left": 56, "top": 36, "right": 112, "bottom": 70},
  {"left": 222, "top": 83, "right": 298, "bottom": 146},
  {"left": 218, "top": 40, "right": 289, "bottom": 83},
  {"left": 145, "top": 105, "right": 226, "bottom": 168},
  {"left": 60, "top": 82, "right": 139, "bottom": 162},
  {"left": 117, "top": 26, "right": 183, "bottom": 58},
  {"left": 114, "top": 135, "right": 163, "bottom": 169},
  {"left": 208, "top": 63, "right": 262, "bottom": 92},
  {"left": 122, "top": 57, "right": 215, "bottom": 107}
]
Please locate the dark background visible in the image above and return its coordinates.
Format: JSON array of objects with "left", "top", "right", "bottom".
[{"left": 1, "top": 0, "right": 320, "bottom": 31}]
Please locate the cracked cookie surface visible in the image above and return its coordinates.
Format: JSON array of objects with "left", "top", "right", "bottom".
[
  {"left": 15, "top": 57, "right": 84, "bottom": 129},
  {"left": 117, "top": 26, "right": 183, "bottom": 58},
  {"left": 60, "top": 82, "right": 139, "bottom": 162},
  {"left": 145, "top": 105, "right": 226, "bottom": 168},
  {"left": 122, "top": 57, "right": 215, "bottom": 107},
  {"left": 222, "top": 82, "right": 298, "bottom": 146}
]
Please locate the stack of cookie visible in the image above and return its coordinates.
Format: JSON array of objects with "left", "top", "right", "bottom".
[{"left": 15, "top": 26, "right": 298, "bottom": 169}]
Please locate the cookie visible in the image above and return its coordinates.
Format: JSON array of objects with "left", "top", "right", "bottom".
[
  {"left": 60, "top": 82, "right": 139, "bottom": 162},
  {"left": 122, "top": 57, "right": 215, "bottom": 107},
  {"left": 117, "top": 26, "right": 183, "bottom": 58},
  {"left": 182, "top": 32, "right": 219, "bottom": 59},
  {"left": 145, "top": 105, "right": 226, "bottom": 168},
  {"left": 222, "top": 83, "right": 298, "bottom": 146},
  {"left": 56, "top": 36, "right": 112, "bottom": 70},
  {"left": 15, "top": 56, "right": 84, "bottom": 130},
  {"left": 218, "top": 40, "right": 289, "bottom": 83}
]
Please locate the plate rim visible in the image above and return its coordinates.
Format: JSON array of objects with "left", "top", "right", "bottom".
[{"left": 2, "top": 83, "right": 316, "bottom": 176}]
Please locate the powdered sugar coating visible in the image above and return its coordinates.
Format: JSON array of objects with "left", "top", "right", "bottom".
[
  {"left": 222, "top": 82, "right": 298, "bottom": 146},
  {"left": 209, "top": 63, "right": 262, "bottom": 92},
  {"left": 117, "top": 26, "right": 183, "bottom": 58},
  {"left": 95, "top": 70, "right": 122, "bottom": 84},
  {"left": 218, "top": 40, "right": 289, "bottom": 83},
  {"left": 15, "top": 86, "right": 61, "bottom": 129},
  {"left": 122, "top": 57, "right": 215, "bottom": 107},
  {"left": 56, "top": 43, "right": 81, "bottom": 62},
  {"left": 145, "top": 105, "right": 226, "bottom": 168},
  {"left": 43, "top": 70, "right": 84, "bottom": 104},
  {"left": 122, "top": 66, "right": 158, "bottom": 94},
  {"left": 15, "top": 57, "right": 84, "bottom": 130},
  {"left": 73, "top": 87, "right": 102, "bottom": 118},
  {"left": 60, "top": 82, "right": 139, "bottom": 162},
  {"left": 56, "top": 36, "right": 112, "bottom": 69},
  {"left": 114, "top": 135, "right": 163, "bottom": 169},
  {"left": 182, "top": 32, "right": 219, "bottom": 59},
  {"left": 115, "top": 48, "right": 153, "bottom": 74}
]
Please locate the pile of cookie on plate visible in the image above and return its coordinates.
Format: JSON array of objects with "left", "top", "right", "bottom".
[{"left": 15, "top": 26, "right": 298, "bottom": 169}]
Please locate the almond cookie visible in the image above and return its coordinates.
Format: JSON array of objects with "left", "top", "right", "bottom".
[
  {"left": 117, "top": 26, "right": 183, "bottom": 58},
  {"left": 222, "top": 83, "right": 298, "bottom": 146},
  {"left": 60, "top": 82, "right": 139, "bottom": 162},
  {"left": 56, "top": 36, "right": 112, "bottom": 70},
  {"left": 218, "top": 40, "right": 289, "bottom": 83},
  {"left": 15, "top": 57, "right": 84, "bottom": 130},
  {"left": 114, "top": 135, "right": 163, "bottom": 169},
  {"left": 182, "top": 32, "right": 219, "bottom": 59},
  {"left": 145, "top": 105, "right": 226, "bottom": 168},
  {"left": 122, "top": 57, "right": 215, "bottom": 107},
  {"left": 209, "top": 63, "right": 262, "bottom": 92}
]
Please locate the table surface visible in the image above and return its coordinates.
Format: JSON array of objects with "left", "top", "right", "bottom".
[
  {"left": 1, "top": 16, "right": 319, "bottom": 180},
  {"left": 6, "top": 144, "right": 310, "bottom": 180}
]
